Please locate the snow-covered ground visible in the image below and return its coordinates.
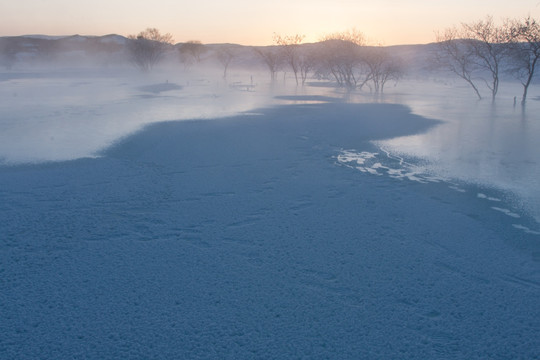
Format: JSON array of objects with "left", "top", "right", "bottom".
[{"left": 1, "top": 68, "right": 539, "bottom": 359}]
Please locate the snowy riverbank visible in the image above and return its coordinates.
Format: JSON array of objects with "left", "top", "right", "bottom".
[{"left": 1, "top": 97, "right": 539, "bottom": 358}]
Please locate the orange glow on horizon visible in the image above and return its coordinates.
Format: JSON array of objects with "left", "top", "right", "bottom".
[{"left": 1, "top": 0, "right": 539, "bottom": 46}]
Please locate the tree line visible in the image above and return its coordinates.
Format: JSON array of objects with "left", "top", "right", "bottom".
[
  {"left": 127, "top": 15, "right": 539, "bottom": 101},
  {"left": 434, "top": 15, "right": 540, "bottom": 104},
  {"left": 2, "top": 14, "right": 537, "bottom": 100},
  {"left": 256, "top": 31, "right": 403, "bottom": 94},
  {"left": 127, "top": 28, "right": 403, "bottom": 94}
]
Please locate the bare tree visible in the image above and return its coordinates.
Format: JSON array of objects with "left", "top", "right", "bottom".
[
  {"left": 127, "top": 28, "right": 174, "bottom": 72},
  {"left": 434, "top": 27, "right": 483, "bottom": 99},
  {"left": 462, "top": 16, "right": 510, "bottom": 101},
  {"left": 253, "top": 46, "right": 282, "bottom": 81},
  {"left": 297, "top": 46, "right": 317, "bottom": 85},
  {"left": 179, "top": 40, "right": 206, "bottom": 68},
  {"left": 273, "top": 33, "right": 305, "bottom": 85},
  {"left": 321, "top": 29, "right": 366, "bottom": 45},
  {"left": 362, "top": 47, "right": 403, "bottom": 93},
  {"left": 314, "top": 40, "right": 351, "bottom": 87},
  {"left": 507, "top": 16, "right": 540, "bottom": 104},
  {"left": 315, "top": 29, "right": 368, "bottom": 89},
  {"left": 216, "top": 46, "right": 235, "bottom": 80}
]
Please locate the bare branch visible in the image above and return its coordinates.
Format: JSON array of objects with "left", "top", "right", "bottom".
[
  {"left": 253, "top": 47, "right": 282, "bottom": 81},
  {"left": 433, "top": 28, "right": 483, "bottom": 99},
  {"left": 273, "top": 33, "right": 305, "bottom": 85},
  {"left": 179, "top": 40, "right": 206, "bottom": 68},
  {"left": 127, "top": 28, "right": 174, "bottom": 72}
]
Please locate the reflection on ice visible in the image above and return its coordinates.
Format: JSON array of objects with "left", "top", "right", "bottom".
[
  {"left": 373, "top": 79, "right": 540, "bottom": 224},
  {"left": 337, "top": 147, "right": 539, "bottom": 235}
]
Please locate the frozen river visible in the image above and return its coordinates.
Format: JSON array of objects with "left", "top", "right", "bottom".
[
  {"left": 376, "top": 79, "right": 540, "bottom": 226},
  {"left": 1, "top": 69, "right": 539, "bottom": 228},
  {"left": 1, "top": 68, "right": 539, "bottom": 359},
  {"left": 278, "top": 77, "right": 540, "bottom": 231}
]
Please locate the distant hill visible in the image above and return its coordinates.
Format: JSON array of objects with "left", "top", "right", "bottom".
[
  {"left": 0, "top": 34, "right": 437, "bottom": 75},
  {"left": 0, "top": 34, "right": 131, "bottom": 68}
]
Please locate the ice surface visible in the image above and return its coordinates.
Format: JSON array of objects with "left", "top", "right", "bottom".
[
  {"left": 374, "top": 79, "right": 540, "bottom": 224},
  {"left": 1, "top": 68, "right": 540, "bottom": 359},
  {"left": 0, "top": 69, "right": 280, "bottom": 164}
]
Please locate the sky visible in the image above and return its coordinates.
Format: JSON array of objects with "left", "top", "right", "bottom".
[{"left": 1, "top": 0, "right": 540, "bottom": 45}]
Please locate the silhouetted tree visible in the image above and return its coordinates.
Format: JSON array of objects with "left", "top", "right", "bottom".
[
  {"left": 127, "top": 28, "right": 174, "bottom": 71},
  {"left": 434, "top": 17, "right": 514, "bottom": 101},
  {"left": 315, "top": 30, "right": 368, "bottom": 89},
  {"left": 216, "top": 46, "right": 235, "bottom": 79},
  {"left": 274, "top": 33, "right": 305, "bottom": 85},
  {"left": 434, "top": 28, "right": 483, "bottom": 99},
  {"left": 297, "top": 45, "right": 317, "bottom": 85},
  {"left": 462, "top": 16, "right": 510, "bottom": 101},
  {"left": 507, "top": 16, "right": 540, "bottom": 104},
  {"left": 253, "top": 46, "right": 282, "bottom": 81},
  {"left": 179, "top": 40, "right": 206, "bottom": 68},
  {"left": 321, "top": 29, "right": 366, "bottom": 46},
  {"left": 362, "top": 47, "right": 403, "bottom": 93}
]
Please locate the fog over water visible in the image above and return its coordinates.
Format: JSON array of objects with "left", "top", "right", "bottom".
[
  {"left": 0, "top": 68, "right": 273, "bottom": 163},
  {"left": 1, "top": 66, "right": 539, "bottom": 226},
  {"left": 2, "top": 62, "right": 540, "bottom": 359},
  {"left": 374, "top": 79, "right": 540, "bottom": 224}
]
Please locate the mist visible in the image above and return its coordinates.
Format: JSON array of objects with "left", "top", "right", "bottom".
[{"left": 1, "top": 32, "right": 540, "bottom": 359}]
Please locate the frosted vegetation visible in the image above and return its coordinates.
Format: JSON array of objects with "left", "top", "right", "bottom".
[{"left": 1, "top": 16, "right": 540, "bottom": 359}]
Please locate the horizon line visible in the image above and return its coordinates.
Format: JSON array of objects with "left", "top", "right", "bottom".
[{"left": 1, "top": 33, "right": 436, "bottom": 47}]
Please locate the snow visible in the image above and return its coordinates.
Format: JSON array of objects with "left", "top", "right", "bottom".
[{"left": 1, "top": 68, "right": 539, "bottom": 359}]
